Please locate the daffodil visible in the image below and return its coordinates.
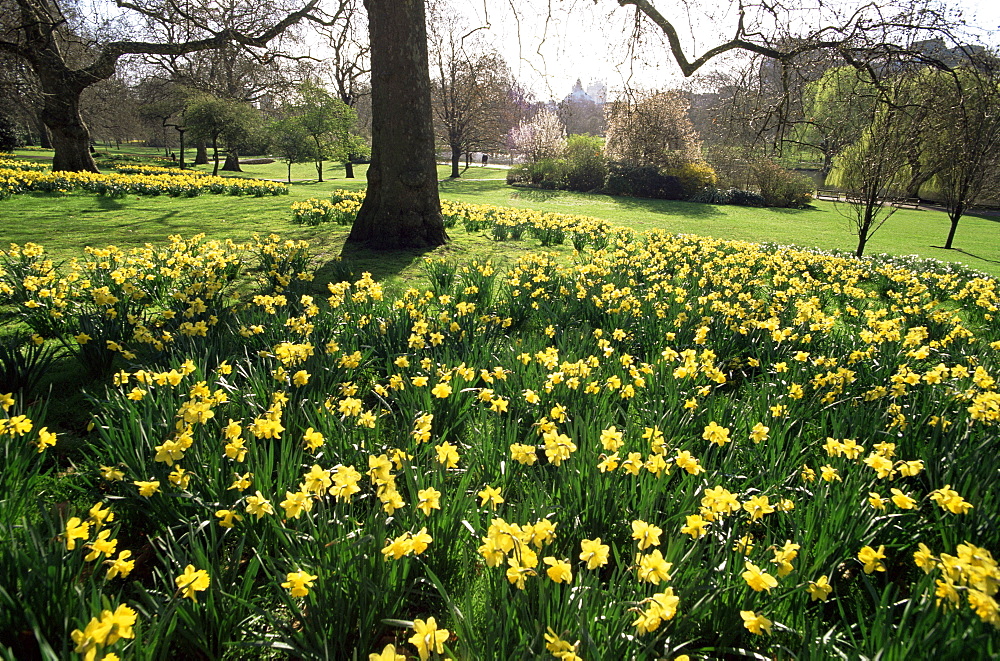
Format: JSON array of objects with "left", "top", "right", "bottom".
[
  {"left": 858, "top": 545, "right": 887, "bottom": 574},
  {"left": 806, "top": 575, "right": 832, "bottom": 601},
  {"left": 579, "top": 538, "right": 609, "bottom": 570},
  {"left": 740, "top": 610, "right": 772, "bottom": 635},
  {"left": 175, "top": 565, "right": 210, "bottom": 602},
  {"left": 281, "top": 570, "right": 318, "bottom": 597},
  {"left": 408, "top": 617, "right": 449, "bottom": 661}
]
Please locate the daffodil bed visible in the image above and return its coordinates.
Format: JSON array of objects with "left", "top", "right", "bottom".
[
  {"left": 1, "top": 213, "right": 999, "bottom": 660},
  {"left": 0, "top": 160, "right": 287, "bottom": 199}
]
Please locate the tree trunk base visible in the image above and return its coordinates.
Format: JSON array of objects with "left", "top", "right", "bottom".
[
  {"left": 221, "top": 152, "right": 242, "bottom": 171},
  {"left": 347, "top": 190, "right": 448, "bottom": 251}
]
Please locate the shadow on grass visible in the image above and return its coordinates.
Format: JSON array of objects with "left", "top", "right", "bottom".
[
  {"left": 966, "top": 211, "right": 1000, "bottom": 224},
  {"left": 438, "top": 179, "right": 508, "bottom": 196},
  {"left": 95, "top": 196, "right": 127, "bottom": 211},
  {"left": 148, "top": 210, "right": 181, "bottom": 226},
  {"left": 602, "top": 194, "right": 726, "bottom": 219},
  {"left": 313, "top": 243, "right": 428, "bottom": 290},
  {"left": 769, "top": 205, "right": 818, "bottom": 215},
  {"left": 932, "top": 246, "right": 1000, "bottom": 264}
]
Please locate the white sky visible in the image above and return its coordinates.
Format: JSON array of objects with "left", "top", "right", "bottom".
[{"left": 449, "top": 0, "right": 1000, "bottom": 101}]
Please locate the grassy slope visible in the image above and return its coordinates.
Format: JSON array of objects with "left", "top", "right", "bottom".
[{"left": 7, "top": 147, "right": 1000, "bottom": 280}]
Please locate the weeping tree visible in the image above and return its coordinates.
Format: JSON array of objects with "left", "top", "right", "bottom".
[
  {"left": 0, "top": 0, "right": 321, "bottom": 172},
  {"left": 827, "top": 69, "right": 918, "bottom": 257}
]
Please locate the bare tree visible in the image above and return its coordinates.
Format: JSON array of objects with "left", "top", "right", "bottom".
[
  {"left": 605, "top": 89, "right": 700, "bottom": 168},
  {"left": 557, "top": 95, "right": 605, "bottom": 137},
  {"left": 0, "top": 0, "right": 322, "bottom": 171},
  {"left": 922, "top": 64, "right": 1000, "bottom": 250},
  {"left": 81, "top": 74, "right": 143, "bottom": 149},
  {"left": 615, "top": 0, "right": 957, "bottom": 78},
  {"left": 428, "top": 7, "right": 520, "bottom": 178}
]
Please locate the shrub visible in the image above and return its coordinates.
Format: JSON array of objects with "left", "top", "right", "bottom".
[
  {"left": 663, "top": 161, "right": 718, "bottom": 199},
  {"left": 727, "top": 189, "right": 767, "bottom": 207},
  {"left": 690, "top": 186, "right": 730, "bottom": 205},
  {"left": 604, "top": 162, "right": 685, "bottom": 200},
  {"left": 507, "top": 159, "right": 567, "bottom": 189},
  {"left": 563, "top": 135, "right": 607, "bottom": 192},
  {"left": 750, "top": 159, "right": 815, "bottom": 208}
]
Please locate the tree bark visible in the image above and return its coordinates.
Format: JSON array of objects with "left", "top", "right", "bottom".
[
  {"left": 944, "top": 206, "right": 963, "bottom": 250},
  {"left": 222, "top": 150, "right": 242, "bottom": 171},
  {"left": 345, "top": 161, "right": 354, "bottom": 178},
  {"left": 195, "top": 140, "right": 209, "bottom": 165},
  {"left": 38, "top": 80, "right": 99, "bottom": 172},
  {"left": 347, "top": 0, "right": 446, "bottom": 251},
  {"left": 450, "top": 145, "right": 461, "bottom": 178}
]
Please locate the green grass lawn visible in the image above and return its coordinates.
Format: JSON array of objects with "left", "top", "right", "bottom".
[{"left": 7, "top": 146, "right": 999, "bottom": 279}]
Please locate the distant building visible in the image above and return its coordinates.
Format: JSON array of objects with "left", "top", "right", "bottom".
[
  {"left": 558, "top": 79, "right": 607, "bottom": 135},
  {"left": 562, "top": 79, "right": 606, "bottom": 106},
  {"left": 585, "top": 81, "right": 607, "bottom": 105}
]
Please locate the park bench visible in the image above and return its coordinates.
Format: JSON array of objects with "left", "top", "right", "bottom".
[
  {"left": 890, "top": 197, "right": 921, "bottom": 209},
  {"left": 815, "top": 188, "right": 846, "bottom": 202}
]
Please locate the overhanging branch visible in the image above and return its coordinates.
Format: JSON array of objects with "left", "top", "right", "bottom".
[{"left": 80, "top": 0, "right": 321, "bottom": 83}]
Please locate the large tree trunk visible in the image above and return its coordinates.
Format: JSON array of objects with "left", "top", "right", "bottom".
[
  {"left": 345, "top": 161, "right": 354, "bottom": 178},
  {"left": 222, "top": 150, "right": 242, "bottom": 171},
  {"left": 347, "top": 0, "right": 446, "bottom": 251},
  {"left": 40, "top": 84, "right": 99, "bottom": 172},
  {"left": 195, "top": 140, "right": 209, "bottom": 165}
]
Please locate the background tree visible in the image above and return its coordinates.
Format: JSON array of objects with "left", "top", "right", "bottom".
[
  {"left": 291, "top": 81, "right": 360, "bottom": 182},
  {"left": 828, "top": 70, "right": 918, "bottom": 257},
  {"left": 605, "top": 90, "right": 700, "bottom": 169},
  {"left": 428, "top": 7, "right": 520, "bottom": 178},
  {"left": 314, "top": 0, "right": 370, "bottom": 109},
  {"left": 298, "top": 1, "right": 372, "bottom": 174},
  {"left": 80, "top": 74, "right": 142, "bottom": 149},
  {"left": 185, "top": 95, "right": 259, "bottom": 175},
  {"left": 0, "top": 51, "right": 48, "bottom": 147},
  {"left": 0, "top": 112, "right": 17, "bottom": 151},
  {"left": 792, "top": 66, "right": 877, "bottom": 176},
  {"left": 0, "top": 0, "right": 320, "bottom": 171},
  {"left": 138, "top": 82, "right": 192, "bottom": 166},
  {"left": 509, "top": 108, "right": 567, "bottom": 163},
  {"left": 557, "top": 80, "right": 606, "bottom": 136},
  {"left": 922, "top": 66, "right": 1000, "bottom": 250},
  {"left": 269, "top": 115, "right": 316, "bottom": 183}
]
